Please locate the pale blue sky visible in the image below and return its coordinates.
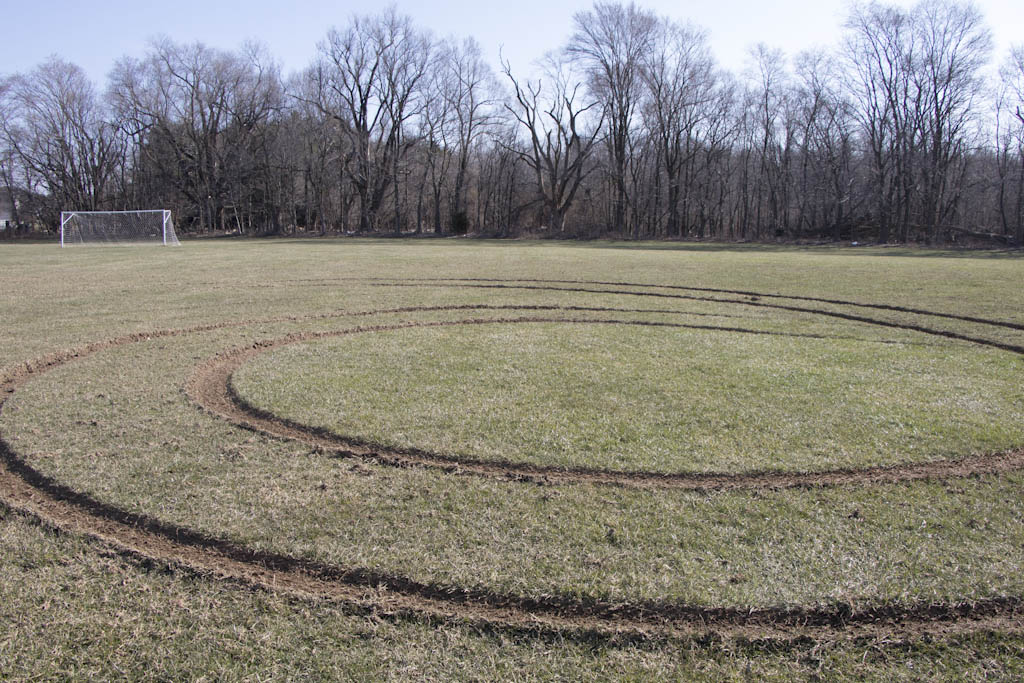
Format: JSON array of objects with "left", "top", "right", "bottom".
[{"left": 3, "top": 0, "right": 1022, "bottom": 84}]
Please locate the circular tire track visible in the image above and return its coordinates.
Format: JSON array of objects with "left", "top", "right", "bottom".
[
  {"left": 2, "top": 280, "right": 1024, "bottom": 641},
  {"left": 188, "top": 316, "right": 1024, "bottom": 491}
]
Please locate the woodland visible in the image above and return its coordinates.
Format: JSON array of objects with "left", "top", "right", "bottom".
[{"left": 2, "top": 0, "right": 1023, "bottom": 245}]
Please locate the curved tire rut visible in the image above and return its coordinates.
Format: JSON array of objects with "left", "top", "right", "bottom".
[
  {"left": 187, "top": 317, "right": 1024, "bottom": 491},
  {"left": 1, "top": 286, "right": 1023, "bottom": 641}
]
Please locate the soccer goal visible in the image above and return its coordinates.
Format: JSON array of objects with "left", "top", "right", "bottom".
[{"left": 60, "top": 210, "right": 181, "bottom": 246}]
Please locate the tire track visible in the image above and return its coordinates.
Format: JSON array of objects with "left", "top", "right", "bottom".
[
  {"left": 263, "top": 276, "right": 1024, "bottom": 332},
  {"left": 369, "top": 281, "right": 1024, "bottom": 355},
  {"left": 2, "top": 284, "right": 1023, "bottom": 641},
  {"left": 187, "top": 317, "right": 1024, "bottom": 491},
  {"left": 3, "top": 452, "right": 1021, "bottom": 643}
]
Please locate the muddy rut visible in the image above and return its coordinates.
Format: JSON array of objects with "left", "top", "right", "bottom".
[{"left": 2, "top": 281, "right": 1024, "bottom": 642}]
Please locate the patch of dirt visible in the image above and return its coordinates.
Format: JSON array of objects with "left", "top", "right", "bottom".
[{"left": 1, "top": 286, "right": 1023, "bottom": 643}]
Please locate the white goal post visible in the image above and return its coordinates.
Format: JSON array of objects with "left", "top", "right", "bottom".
[{"left": 60, "top": 210, "right": 180, "bottom": 246}]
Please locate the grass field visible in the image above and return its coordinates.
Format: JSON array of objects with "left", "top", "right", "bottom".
[{"left": 1, "top": 238, "right": 1023, "bottom": 679}]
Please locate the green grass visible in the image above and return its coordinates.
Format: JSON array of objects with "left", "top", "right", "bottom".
[
  {"left": 1, "top": 238, "right": 1024, "bottom": 678},
  {"left": 232, "top": 321, "right": 1024, "bottom": 473}
]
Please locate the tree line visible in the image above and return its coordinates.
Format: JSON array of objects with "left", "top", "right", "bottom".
[{"left": 2, "top": 0, "right": 1023, "bottom": 244}]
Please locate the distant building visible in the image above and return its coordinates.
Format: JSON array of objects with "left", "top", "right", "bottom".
[{"left": 0, "top": 189, "right": 14, "bottom": 230}]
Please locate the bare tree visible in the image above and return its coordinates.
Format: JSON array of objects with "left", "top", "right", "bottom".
[
  {"left": 844, "top": 1, "right": 919, "bottom": 242},
  {"left": 843, "top": 0, "right": 991, "bottom": 243},
  {"left": 641, "top": 18, "right": 717, "bottom": 237},
  {"left": 912, "top": 0, "right": 992, "bottom": 242},
  {"left": 567, "top": 1, "right": 658, "bottom": 234},
  {"left": 418, "top": 55, "right": 454, "bottom": 234},
  {"left": 306, "top": 9, "right": 431, "bottom": 233},
  {"left": 0, "top": 58, "right": 124, "bottom": 226},
  {"left": 691, "top": 75, "right": 739, "bottom": 239},
  {"left": 440, "top": 37, "right": 498, "bottom": 232},
  {"left": 502, "top": 56, "right": 604, "bottom": 233},
  {"left": 109, "top": 39, "right": 283, "bottom": 233},
  {"left": 996, "top": 45, "right": 1024, "bottom": 243},
  {"left": 477, "top": 126, "right": 525, "bottom": 237},
  {"left": 379, "top": 14, "right": 432, "bottom": 233},
  {"left": 286, "top": 72, "right": 349, "bottom": 233},
  {"left": 792, "top": 49, "right": 858, "bottom": 240},
  {"left": 745, "top": 44, "right": 794, "bottom": 237},
  {"left": 1011, "top": 46, "right": 1024, "bottom": 126}
]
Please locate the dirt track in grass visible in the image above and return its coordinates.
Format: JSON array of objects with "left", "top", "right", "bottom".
[
  {"left": 368, "top": 281, "right": 1024, "bottom": 355},
  {"left": 2, "top": 281, "right": 1024, "bottom": 642},
  {"left": 187, "top": 316, "right": 1024, "bottom": 491}
]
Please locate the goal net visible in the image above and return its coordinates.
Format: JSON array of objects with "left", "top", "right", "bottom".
[{"left": 60, "top": 210, "right": 180, "bottom": 246}]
